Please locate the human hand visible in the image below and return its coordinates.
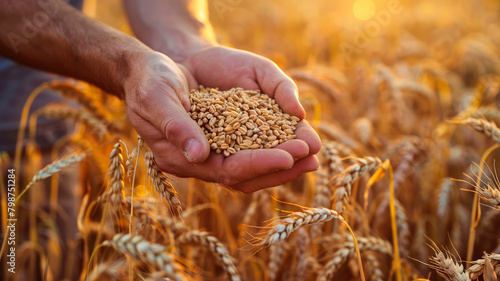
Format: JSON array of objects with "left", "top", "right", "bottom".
[
  {"left": 177, "top": 46, "right": 321, "bottom": 191},
  {"left": 125, "top": 50, "right": 320, "bottom": 193}
]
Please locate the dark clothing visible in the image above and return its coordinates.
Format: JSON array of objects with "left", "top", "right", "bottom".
[{"left": 0, "top": 0, "right": 83, "bottom": 152}]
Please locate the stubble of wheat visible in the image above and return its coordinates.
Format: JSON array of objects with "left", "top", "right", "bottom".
[
  {"left": 176, "top": 230, "right": 240, "bottom": 281},
  {"left": 260, "top": 207, "right": 343, "bottom": 247},
  {"left": 144, "top": 151, "right": 182, "bottom": 216},
  {"left": 103, "top": 233, "right": 183, "bottom": 281}
]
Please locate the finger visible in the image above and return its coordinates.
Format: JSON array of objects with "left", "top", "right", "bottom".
[
  {"left": 294, "top": 120, "right": 322, "bottom": 155},
  {"left": 232, "top": 155, "right": 320, "bottom": 193},
  {"left": 255, "top": 60, "right": 306, "bottom": 119},
  {"left": 275, "top": 139, "right": 309, "bottom": 161},
  {"left": 216, "top": 148, "right": 294, "bottom": 185},
  {"left": 141, "top": 90, "right": 210, "bottom": 163},
  {"left": 177, "top": 63, "right": 199, "bottom": 91}
]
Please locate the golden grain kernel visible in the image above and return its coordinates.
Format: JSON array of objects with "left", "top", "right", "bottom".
[
  {"left": 267, "top": 135, "right": 277, "bottom": 141},
  {"left": 250, "top": 144, "right": 261, "bottom": 149},
  {"left": 227, "top": 147, "right": 236, "bottom": 154}
]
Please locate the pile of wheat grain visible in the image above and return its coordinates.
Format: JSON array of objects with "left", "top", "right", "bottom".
[{"left": 189, "top": 86, "right": 298, "bottom": 156}]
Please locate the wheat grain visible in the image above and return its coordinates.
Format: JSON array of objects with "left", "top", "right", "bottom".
[
  {"left": 176, "top": 230, "right": 240, "bottom": 281},
  {"left": 144, "top": 151, "right": 182, "bottom": 216},
  {"left": 260, "top": 207, "right": 343, "bottom": 247},
  {"left": 364, "top": 252, "right": 385, "bottom": 281},
  {"left": 103, "top": 233, "right": 183, "bottom": 281},
  {"left": 189, "top": 86, "right": 298, "bottom": 156}
]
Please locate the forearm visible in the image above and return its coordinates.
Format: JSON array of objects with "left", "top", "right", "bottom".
[
  {"left": 0, "top": 0, "right": 150, "bottom": 97},
  {"left": 123, "top": 0, "right": 217, "bottom": 62}
]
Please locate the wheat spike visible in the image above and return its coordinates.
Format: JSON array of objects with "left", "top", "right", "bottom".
[
  {"left": 468, "top": 253, "right": 500, "bottom": 280},
  {"left": 144, "top": 151, "right": 182, "bottom": 216},
  {"left": 25, "top": 153, "right": 86, "bottom": 191},
  {"left": 176, "top": 230, "right": 240, "bottom": 281},
  {"left": 364, "top": 252, "right": 385, "bottom": 281},
  {"left": 268, "top": 241, "right": 285, "bottom": 281},
  {"left": 34, "top": 104, "right": 109, "bottom": 139},
  {"left": 47, "top": 81, "right": 119, "bottom": 131},
  {"left": 428, "top": 246, "right": 471, "bottom": 281},
  {"left": 318, "top": 246, "right": 354, "bottom": 281},
  {"left": 462, "top": 118, "right": 500, "bottom": 144},
  {"left": 331, "top": 156, "right": 382, "bottom": 212},
  {"left": 260, "top": 207, "right": 343, "bottom": 247},
  {"left": 474, "top": 182, "right": 500, "bottom": 211},
  {"left": 103, "top": 233, "right": 183, "bottom": 281},
  {"left": 98, "top": 142, "right": 125, "bottom": 207}
]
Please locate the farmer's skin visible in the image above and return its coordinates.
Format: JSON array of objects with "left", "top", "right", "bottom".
[{"left": 0, "top": 0, "right": 321, "bottom": 192}]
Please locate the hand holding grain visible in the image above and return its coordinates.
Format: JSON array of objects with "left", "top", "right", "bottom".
[{"left": 125, "top": 49, "right": 320, "bottom": 192}]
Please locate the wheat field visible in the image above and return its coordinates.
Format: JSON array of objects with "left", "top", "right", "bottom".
[{"left": 1, "top": 0, "right": 500, "bottom": 280}]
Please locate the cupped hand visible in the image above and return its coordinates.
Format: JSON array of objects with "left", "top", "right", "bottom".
[{"left": 125, "top": 49, "right": 321, "bottom": 193}]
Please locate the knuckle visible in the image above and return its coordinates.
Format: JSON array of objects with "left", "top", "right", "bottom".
[{"left": 162, "top": 117, "right": 184, "bottom": 142}]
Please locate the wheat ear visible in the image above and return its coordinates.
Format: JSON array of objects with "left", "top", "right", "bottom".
[
  {"left": 34, "top": 105, "right": 109, "bottom": 139},
  {"left": 103, "top": 233, "right": 183, "bottom": 281},
  {"left": 428, "top": 246, "right": 471, "bottom": 281},
  {"left": 144, "top": 151, "right": 182, "bottom": 216},
  {"left": 98, "top": 143, "right": 125, "bottom": 207},
  {"left": 331, "top": 156, "right": 382, "bottom": 212},
  {"left": 462, "top": 118, "right": 500, "bottom": 144},
  {"left": 260, "top": 207, "right": 343, "bottom": 247},
  {"left": 20, "top": 153, "right": 86, "bottom": 202},
  {"left": 468, "top": 253, "right": 500, "bottom": 280},
  {"left": 176, "top": 230, "right": 240, "bottom": 281}
]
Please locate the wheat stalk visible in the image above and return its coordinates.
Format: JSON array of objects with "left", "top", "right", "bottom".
[
  {"left": 260, "top": 207, "right": 343, "bottom": 247},
  {"left": 176, "top": 230, "right": 240, "bottom": 281},
  {"left": 103, "top": 233, "right": 183, "bottom": 281},
  {"left": 144, "top": 151, "right": 182, "bottom": 216}
]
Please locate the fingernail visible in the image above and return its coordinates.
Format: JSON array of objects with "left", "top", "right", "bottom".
[{"left": 184, "top": 138, "right": 203, "bottom": 162}]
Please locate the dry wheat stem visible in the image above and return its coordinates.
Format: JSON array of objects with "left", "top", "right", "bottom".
[
  {"left": 144, "top": 151, "right": 182, "bottom": 216},
  {"left": 260, "top": 207, "right": 343, "bottom": 247},
  {"left": 103, "top": 233, "right": 183, "bottom": 281},
  {"left": 176, "top": 230, "right": 240, "bottom": 281}
]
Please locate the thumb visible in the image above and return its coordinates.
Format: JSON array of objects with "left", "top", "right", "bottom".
[{"left": 159, "top": 103, "right": 210, "bottom": 163}]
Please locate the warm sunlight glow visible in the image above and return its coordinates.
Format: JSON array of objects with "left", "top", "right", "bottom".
[{"left": 353, "top": 0, "right": 376, "bottom": 20}]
